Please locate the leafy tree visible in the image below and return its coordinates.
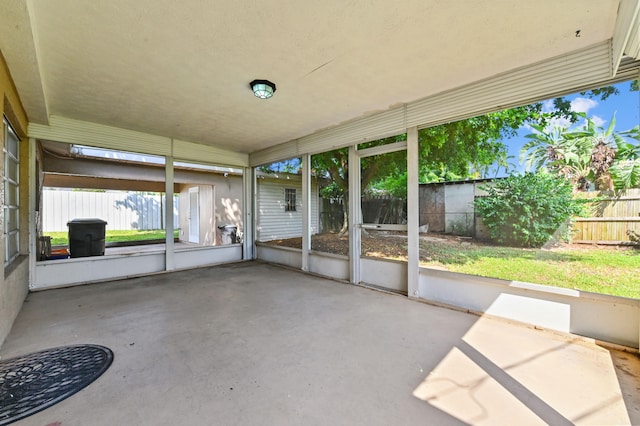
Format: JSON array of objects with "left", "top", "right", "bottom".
[
  {"left": 474, "top": 172, "right": 585, "bottom": 248},
  {"left": 374, "top": 99, "right": 598, "bottom": 188},
  {"left": 580, "top": 80, "right": 638, "bottom": 100},
  {"left": 419, "top": 81, "right": 638, "bottom": 182},
  {"left": 312, "top": 82, "right": 637, "bottom": 232},
  {"left": 313, "top": 148, "right": 349, "bottom": 233},
  {"left": 608, "top": 126, "right": 640, "bottom": 190},
  {"left": 520, "top": 114, "right": 640, "bottom": 191},
  {"left": 312, "top": 143, "right": 406, "bottom": 233},
  {"left": 416, "top": 104, "right": 570, "bottom": 181},
  {"left": 372, "top": 167, "right": 408, "bottom": 199}
]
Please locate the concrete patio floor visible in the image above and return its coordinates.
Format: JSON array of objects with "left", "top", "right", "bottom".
[{"left": 1, "top": 261, "right": 639, "bottom": 425}]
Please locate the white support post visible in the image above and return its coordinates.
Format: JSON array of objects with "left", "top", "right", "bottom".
[
  {"left": 28, "top": 138, "right": 37, "bottom": 288},
  {"left": 243, "top": 167, "right": 255, "bottom": 260},
  {"left": 301, "top": 154, "right": 311, "bottom": 271},
  {"left": 407, "top": 127, "right": 420, "bottom": 298},
  {"left": 348, "top": 145, "right": 361, "bottom": 284},
  {"left": 165, "top": 155, "right": 175, "bottom": 271}
]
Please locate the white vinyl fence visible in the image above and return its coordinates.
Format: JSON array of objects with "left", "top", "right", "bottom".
[{"left": 43, "top": 189, "right": 179, "bottom": 232}]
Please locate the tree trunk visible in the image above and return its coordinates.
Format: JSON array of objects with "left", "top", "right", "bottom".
[{"left": 338, "top": 192, "right": 349, "bottom": 235}]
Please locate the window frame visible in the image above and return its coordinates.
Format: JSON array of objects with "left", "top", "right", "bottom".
[
  {"left": 3, "top": 116, "right": 20, "bottom": 266},
  {"left": 284, "top": 188, "right": 297, "bottom": 212}
]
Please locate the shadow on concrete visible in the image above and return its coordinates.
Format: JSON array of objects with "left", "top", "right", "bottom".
[{"left": 1, "top": 262, "right": 638, "bottom": 424}]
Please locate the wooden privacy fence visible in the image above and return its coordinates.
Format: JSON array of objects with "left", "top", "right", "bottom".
[
  {"left": 573, "top": 189, "right": 640, "bottom": 244},
  {"left": 318, "top": 195, "right": 407, "bottom": 233},
  {"left": 43, "top": 189, "right": 179, "bottom": 232},
  {"left": 319, "top": 198, "right": 344, "bottom": 233},
  {"left": 361, "top": 195, "right": 406, "bottom": 224}
]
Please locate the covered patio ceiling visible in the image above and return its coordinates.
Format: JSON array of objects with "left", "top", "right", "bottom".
[{"left": 1, "top": 0, "right": 634, "bottom": 155}]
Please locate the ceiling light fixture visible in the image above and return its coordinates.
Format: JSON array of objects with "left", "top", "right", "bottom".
[{"left": 250, "top": 79, "right": 276, "bottom": 99}]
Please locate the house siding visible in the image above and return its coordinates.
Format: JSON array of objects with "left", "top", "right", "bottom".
[
  {"left": 257, "top": 177, "right": 319, "bottom": 241},
  {"left": 42, "top": 189, "right": 180, "bottom": 232}
]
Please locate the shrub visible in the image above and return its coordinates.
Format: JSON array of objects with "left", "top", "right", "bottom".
[
  {"left": 628, "top": 229, "right": 640, "bottom": 249},
  {"left": 474, "top": 172, "right": 585, "bottom": 248}
]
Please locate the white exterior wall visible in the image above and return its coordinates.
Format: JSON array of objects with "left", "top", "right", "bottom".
[
  {"left": 361, "top": 257, "right": 408, "bottom": 293},
  {"left": 256, "top": 243, "right": 350, "bottom": 281},
  {"left": 257, "top": 177, "right": 319, "bottom": 241},
  {"left": 33, "top": 245, "right": 243, "bottom": 289},
  {"left": 418, "top": 267, "right": 640, "bottom": 348},
  {"left": 43, "top": 189, "right": 179, "bottom": 232}
]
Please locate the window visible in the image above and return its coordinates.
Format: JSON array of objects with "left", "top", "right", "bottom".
[
  {"left": 3, "top": 117, "right": 20, "bottom": 265},
  {"left": 285, "top": 188, "right": 296, "bottom": 212}
]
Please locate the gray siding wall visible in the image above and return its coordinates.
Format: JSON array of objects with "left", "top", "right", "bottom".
[{"left": 257, "top": 178, "right": 319, "bottom": 241}]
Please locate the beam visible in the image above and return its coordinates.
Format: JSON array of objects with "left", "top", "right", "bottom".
[
  {"left": 301, "top": 153, "right": 311, "bottom": 271},
  {"left": 29, "top": 116, "right": 171, "bottom": 156},
  {"left": 348, "top": 145, "right": 361, "bottom": 284},
  {"left": 28, "top": 138, "right": 36, "bottom": 287},
  {"left": 407, "top": 127, "right": 420, "bottom": 298},
  {"left": 42, "top": 174, "right": 172, "bottom": 192},
  {"left": 165, "top": 156, "right": 175, "bottom": 271},
  {"left": 43, "top": 153, "right": 234, "bottom": 187},
  {"left": 243, "top": 167, "right": 255, "bottom": 260},
  {"left": 44, "top": 155, "right": 166, "bottom": 182},
  {"left": 357, "top": 141, "right": 407, "bottom": 158}
]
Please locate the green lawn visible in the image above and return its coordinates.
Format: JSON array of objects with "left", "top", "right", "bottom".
[
  {"left": 44, "top": 229, "right": 640, "bottom": 299},
  {"left": 45, "top": 229, "right": 180, "bottom": 246},
  {"left": 420, "top": 241, "right": 640, "bottom": 299}
]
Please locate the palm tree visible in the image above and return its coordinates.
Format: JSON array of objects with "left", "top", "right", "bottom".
[
  {"left": 521, "top": 122, "right": 593, "bottom": 190},
  {"left": 608, "top": 126, "right": 640, "bottom": 190},
  {"left": 521, "top": 114, "right": 640, "bottom": 191}
]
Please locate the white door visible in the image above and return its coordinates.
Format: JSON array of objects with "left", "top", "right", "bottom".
[
  {"left": 355, "top": 144, "right": 408, "bottom": 292},
  {"left": 188, "top": 187, "right": 199, "bottom": 243}
]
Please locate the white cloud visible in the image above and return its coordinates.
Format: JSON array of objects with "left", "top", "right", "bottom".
[
  {"left": 523, "top": 96, "right": 605, "bottom": 134},
  {"left": 540, "top": 97, "right": 603, "bottom": 131},
  {"left": 570, "top": 97, "right": 598, "bottom": 114},
  {"left": 590, "top": 115, "right": 606, "bottom": 127},
  {"left": 541, "top": 99, "right": 555, "bottom": 112},
  {"left": 545, "top": 117, "right": 572, "bottom": 132}
]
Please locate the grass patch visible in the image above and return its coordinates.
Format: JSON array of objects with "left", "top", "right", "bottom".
[
  {"left": 420, "top": 241, "right": 640, "bottom": 299},
  {"left": 45, "top": 229, "right": 179, "bottom": 246},
  {"left": 303, "top": 233, "right": 640, "bottom": 299}
]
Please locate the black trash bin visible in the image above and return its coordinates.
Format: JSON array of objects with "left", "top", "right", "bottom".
[
  {"left": 67, "top": 218, "right": 107, "bottom": 258},
  {"left": 217, "top": 224, "right": 238, "bottom": 244}
]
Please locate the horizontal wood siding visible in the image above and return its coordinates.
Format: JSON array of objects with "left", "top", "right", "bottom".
[{"left": 257, "top": 178, "right": 319, "bottom": 241}]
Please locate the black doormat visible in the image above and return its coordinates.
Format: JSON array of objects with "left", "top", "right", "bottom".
[{"left": 0, "top": 344, "right": 113, "bottom": 425}]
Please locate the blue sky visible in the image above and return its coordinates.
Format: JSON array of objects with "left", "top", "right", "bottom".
[{"left": 495, "top": 80, "right": 639, "bottom": 177}]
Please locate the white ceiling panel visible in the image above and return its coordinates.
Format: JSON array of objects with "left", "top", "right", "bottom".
[{"left": 1, "top": 0, "right": 624, "bottom": 154}]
